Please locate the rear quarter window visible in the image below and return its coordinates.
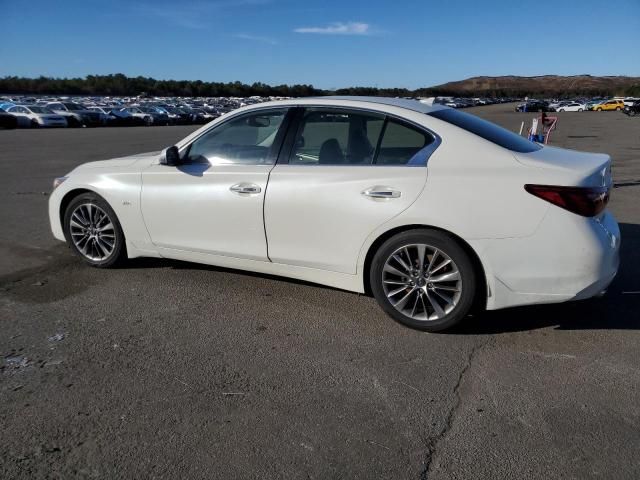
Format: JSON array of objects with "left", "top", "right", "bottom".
[{"left": 429, "top": 109, "right": 541, "bottom": 153}]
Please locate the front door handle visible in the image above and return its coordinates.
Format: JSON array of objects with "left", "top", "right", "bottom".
[
  {"left": 230, "top": 183, "right": 261, "bottom": 194},
  {"left": 361, "top": 187, "right": 401, "bottom": 199}
]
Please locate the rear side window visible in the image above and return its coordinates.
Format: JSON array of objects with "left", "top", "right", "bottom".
[
  {"left": 429, "top": 109, "right": 541, "bottom": 153},
  {"left": 375, "top": 120, "right": 433, "bottom": 165},
  {"left": 289, "top": 108, "right": 436, "bottom": 166}
]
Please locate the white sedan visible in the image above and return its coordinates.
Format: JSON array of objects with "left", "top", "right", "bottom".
[
  {"left": 48, "top": 97, "right": 620, "bottom": 331},
  {"left": 7, "top": 105, "right": 68, "bottom": 127},
  {"left": 556, "top": 102, "right": 586, "bottom": 112}
]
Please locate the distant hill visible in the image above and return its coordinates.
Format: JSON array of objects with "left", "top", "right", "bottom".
[{"left": 428, "top": 75, "right": 640, "bottom": 97}]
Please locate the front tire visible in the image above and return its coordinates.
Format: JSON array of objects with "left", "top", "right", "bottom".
[
  {"left": 63, "top": 193, "right": 126, "bottom": 268},
  {"left": 370, "top": 229, "right": 477, "bottom": 332}
]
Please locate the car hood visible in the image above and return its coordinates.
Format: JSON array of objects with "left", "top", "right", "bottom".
[{"left": 72, "top": 151, "right": 161, "bottom": 172}]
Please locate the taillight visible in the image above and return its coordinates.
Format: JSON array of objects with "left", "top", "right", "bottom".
[{"left": 524, "top": 184, "right": 609, "bottom": 217}]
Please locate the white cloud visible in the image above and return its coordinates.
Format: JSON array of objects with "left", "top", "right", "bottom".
[
  {"left": 233, "top": 33, "right": 278, "bottom": 45},
  {"left": 294, "top": 22, "right": 371, "bottom": 35}
]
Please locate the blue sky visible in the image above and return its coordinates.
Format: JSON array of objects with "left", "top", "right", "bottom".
[{"left": 1, "top": 0, "right": 639, "bottom": 89}]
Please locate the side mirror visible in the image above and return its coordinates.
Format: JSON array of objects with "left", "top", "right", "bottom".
[{"left": 160, "top": 146, "right": 180, "bottom": 166}]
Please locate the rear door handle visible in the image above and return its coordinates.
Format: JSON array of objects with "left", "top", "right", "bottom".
[
  {"left": 230, "top": 183, "right": 261, "bottom": 194},
  {"left": 361, "top": 187, "right": 401, "bottom": 199}
]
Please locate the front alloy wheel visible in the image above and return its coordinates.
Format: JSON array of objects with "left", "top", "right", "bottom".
[
  {"left": 64, "top": 193, "right": 125, "bottom": 267},
  {"left": 370, "top": 230, "right": 477, "bottom": 331}
]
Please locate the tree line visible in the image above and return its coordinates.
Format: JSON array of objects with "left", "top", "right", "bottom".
[{"left": 1, "top": 74, "right": 638, "bottom": 98}]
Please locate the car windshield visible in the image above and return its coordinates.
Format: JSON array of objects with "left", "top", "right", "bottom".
[
  {"left": 63, "top": 103, "right": 85, "bottom": 111},
  {"left": 429, "top": 108, "right": 542, "bottom": 153},
  {"left": 27, "top": 106, "right": 53, "bottom": 114}
]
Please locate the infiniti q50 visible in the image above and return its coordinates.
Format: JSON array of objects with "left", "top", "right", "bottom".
[{"left": 49, "top": 97, "right": 620, "bottom": 331}]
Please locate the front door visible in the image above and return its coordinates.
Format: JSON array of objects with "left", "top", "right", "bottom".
[{"left": 141, "top": 108, "right": 289, "bottom": 261}]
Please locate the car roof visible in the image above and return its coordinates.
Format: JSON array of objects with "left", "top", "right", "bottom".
[
  {"left": 318, "top": 96, "right": 446, "bottom": 113},
  {"left": 243, "top": 96, "right": 447, "bottom": 114}
]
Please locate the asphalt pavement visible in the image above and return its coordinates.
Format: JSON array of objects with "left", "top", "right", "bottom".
[{"left": 1, "top": 105, "right": 639, "bottom": 479}]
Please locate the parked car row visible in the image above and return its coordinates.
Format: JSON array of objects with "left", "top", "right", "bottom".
[
  {"left": 0, "top": 95, "right": 289, "bottom": 128},
  {"left": 429, "top": 97, "right": 519, "bottom": 108},
  {"left": 515, "top": 97, "right": 638, "bottom": 113}
]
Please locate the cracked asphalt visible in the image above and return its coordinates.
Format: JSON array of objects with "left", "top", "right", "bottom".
[{"left": 1, "top": 105, "right": 639, "bottom": 479}]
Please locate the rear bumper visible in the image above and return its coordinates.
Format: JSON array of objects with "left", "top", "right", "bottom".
[{"left": 476, "top": 209, "right": 620, "bottom": 310}]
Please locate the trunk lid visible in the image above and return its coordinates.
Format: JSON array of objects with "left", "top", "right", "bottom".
[{"left": 514, "top": 145, "right": 612, "bottom": 189}]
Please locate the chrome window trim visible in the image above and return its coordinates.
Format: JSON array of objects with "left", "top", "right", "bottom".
[
  {"left": 284, "top": 105, "right": 441, "bottom": 167},
  {"left": 177, "top": 103, "right": 442, "bottom": 167}
]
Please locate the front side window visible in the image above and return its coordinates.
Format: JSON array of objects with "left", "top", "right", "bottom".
[
  {"left": 290, "top": 109, "right": 384, "bottom": 165},
  {"left": 186, "top": 109, "right": 287, "bottom": 165}
]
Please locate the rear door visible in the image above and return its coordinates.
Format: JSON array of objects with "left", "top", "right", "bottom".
[{"left": 264, "top": 107, "right": 437, "bottom": 274}]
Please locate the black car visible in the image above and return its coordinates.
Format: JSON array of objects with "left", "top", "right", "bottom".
[
  {"left": 0, "top": 108, "right": 18, "bottom": 129},
  {"left": 515, "top": 100, "right": 553, "bottom": 112},
  {"left": 622, "top": 101, "right": 640, "bottom": 117}
]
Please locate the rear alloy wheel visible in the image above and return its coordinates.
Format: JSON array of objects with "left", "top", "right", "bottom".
[
  {"left": 63, "top": 193, "right": 126, "bottom": 267},
  {"left": 144, "top": 116, "right": 153, "bottom": 126},
  {"left": 370, "top": 230, "right": 477, "bottom": 332},
  {"left": 578, "top": 108, "right": 583, "bottom": 112}
]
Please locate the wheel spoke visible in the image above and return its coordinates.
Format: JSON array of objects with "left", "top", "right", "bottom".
[
  {"left": 429, "top": 258, "right": 452, "bottom": 275},
  {"left": 70, "top": 219, "right": 85, "bottom": 230},
  {"left": 387, "top": 286, "right": 409, "bottom": 298},
  {"left": 384, "top": 263, "right": 407, "bottom": 278},
  {"left": 410, "top": 293, "right": 420, "bottom": 317},
  {"left": 425, "top": 290, "right": 446, "bottom": 319},
  {"left": 426, "top": 249, "right": 440, "bottom": 274},
  {"left": 433, "top": 285, "right": 459, "bottom": 292},
  {"left": 393, "top": 287, "right": 416, "bottom": 310},
  {"left": 416, "top": 244, "right": 426, "bottom": 273},
  {"left": 72, "top": 212, "right": 88, "bottom": 226},
  {"left": 95, "top": 237, "right": 110, "bottom": 257},
  {"left": 383, "top": 279, "right": 410, "bottom": 286},
  {"left": 97, "top": 222, "right": 113, "bottom": 232},
  {"left": 430, "top": 270, "right": 460, "bottom": 283},
  {"left": 432, "top": 288, "right": 454, "bottom": 306},
  {"left": 392, "top": 254, "right": 412, "bottom": 274}
]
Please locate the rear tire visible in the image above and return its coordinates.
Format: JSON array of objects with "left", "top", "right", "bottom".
[
  {"left": 370, "top": 229, "right": 477, "bottom": 332},
  {"left": 30, "top": 119, "right": 39, "bottom": 128},
  {"left": 63, "top": 192, "right": 126, "bottom": 268}
]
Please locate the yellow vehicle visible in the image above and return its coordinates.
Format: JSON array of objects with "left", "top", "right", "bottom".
[{"left": 594, "top": 100, "right": 625, "bottom": 111}]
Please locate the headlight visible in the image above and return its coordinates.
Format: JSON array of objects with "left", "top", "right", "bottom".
[{"left": 53, "top": 177, "right": 68, "bottom": 190}]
